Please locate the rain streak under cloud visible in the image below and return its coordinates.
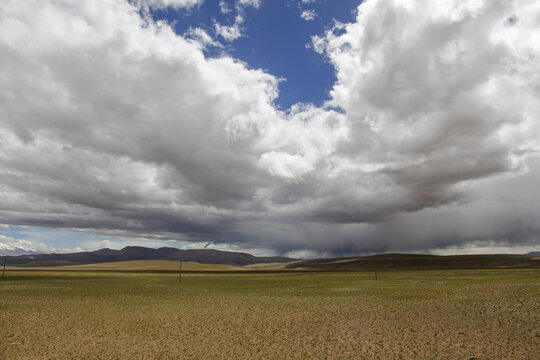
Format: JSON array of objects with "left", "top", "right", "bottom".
[{"left": 0, "top": 0, "right": 539, "bottom": 257}]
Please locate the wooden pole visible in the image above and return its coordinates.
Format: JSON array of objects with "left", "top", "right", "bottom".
[
  {"left": 374, "top": 265, "right": 378, "bottom": 281},
  {"left": 1, "top": 257, "right": 6, "bottom": 280},
  {"left": 178, "top": 259, "right": 182, "bottom": 283}
]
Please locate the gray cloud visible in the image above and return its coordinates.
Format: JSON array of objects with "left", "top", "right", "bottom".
[{"left": 0, "top": 0, "right": 539, "bottom": 256}]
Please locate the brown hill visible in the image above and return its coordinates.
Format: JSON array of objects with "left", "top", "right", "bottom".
[
  {"left": 4, "top": 246, "right": 295, "bottom": 267},
  {"left": 286, "top": 253, "right": 540, "bottom": 270}
]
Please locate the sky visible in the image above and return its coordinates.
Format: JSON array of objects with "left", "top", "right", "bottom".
[{"left": 0, "top": 0, "right": 539, "bottom": 258}]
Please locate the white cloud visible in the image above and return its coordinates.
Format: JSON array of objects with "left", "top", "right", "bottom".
[
  {"left": 185, "top": 27, "right": 222, "bottom": 49},
  {"left": 0, "top": 0, "right": 539, "bottom": 256},
  {"left": 313, "top": 1, "right": 540, "bottom": 196},
  {"left": 300, "top": 9, "right": 316, "bottom": 21},
  {"left": 0, "top": 235, "right": 78, "bottom": 255},
  {"left": 133, "top": 0, "right": 203, "bottom": 10},
  {"left": 214, "top": 22, "right": 243, "bottom": 41},
  {"left": 214, "top": 0, "right": 261, "bottom": 42},
  {"left": 219, "top": 0, "right": 231, "bottom": 14},
  {"left": 237, "top": 0, "right": 260, "bottom": 9},
  {"left": 258, "top": 151, "right": 315, "bottom": 180}
]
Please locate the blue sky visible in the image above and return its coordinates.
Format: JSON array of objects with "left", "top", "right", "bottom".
[
  {"left": 151, "top": 0, "right": 361, "bottom": 108},
  {"left": 0, "top": 225, "right": 191, "bottom": 253},
  {"left": 1, "top": 0, "right": 539, "bottom": 257},
  {"left": 1, "top": 226, "right": 109, "bottom": 251}
]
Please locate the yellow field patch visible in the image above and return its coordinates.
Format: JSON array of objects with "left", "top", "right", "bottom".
[{"left": 8, "top": 260, "right": 247, "bottom": 271}]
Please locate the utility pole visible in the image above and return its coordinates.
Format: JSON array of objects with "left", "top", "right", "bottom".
[
  {"left": 178, "top": 258, "right": 183, "bottom": 283},
  {"left": 374, "top": 265, "right": 378, "bottom": 281},
  {"left": 1, "top": 257, "right": 6, "bottom": 280}
]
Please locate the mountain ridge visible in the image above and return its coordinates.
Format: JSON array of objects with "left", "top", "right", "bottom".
[
  {"left": 286, "top": 253, "right": 540, "bottom": 270},
  {"left": 4, "top": 246, "right": 295, "bottom": 267}
]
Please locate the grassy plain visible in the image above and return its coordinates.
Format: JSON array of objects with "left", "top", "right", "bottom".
[
  {"left": 1, "top": 268, "right": 539, "bottom": 359},
  {"left": 10, "top": 260, "right": 249, "bottom": 272}
]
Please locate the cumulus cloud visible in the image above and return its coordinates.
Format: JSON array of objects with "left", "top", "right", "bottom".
[
  {"left": 312, "top": 0, "right": 540, "bottom": 213},
  {"left": 185, "top": 27, "right": 222, "bottom": 49},
  {"left": 237, "top": 0, "right": 260, "bottom": 9},
  {"left": 219, "top": 0, "right": 231, "bottom": 14},
  {"left": 132, "top": 0, "right": 203, "bottom": 10},
  {"left": 0, "top": 235, "right": 80, "bottom": 256},
  {"left": 0, "top": 0, "right": 539, "bottom": 256},
  {"left": 214, "top": 22, "right": 243, "bottom": 41},
  {"left": 300, "top": 10, "right": 316, "bottom": 21},
  {"left": 213, "top": 0, "right": 261, "bottom": 42}
]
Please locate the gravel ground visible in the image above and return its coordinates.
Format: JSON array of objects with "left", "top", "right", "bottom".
[{"left": 1, "top": 269, "right": 539, "bottom": 359}]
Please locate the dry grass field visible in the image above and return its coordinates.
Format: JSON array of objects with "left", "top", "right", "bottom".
[
  {"left": 14, "top": 260, "right": 248, "bottom": 272},
  {"left": 1, "top": 269, "right": 539, "bottom": 359}
]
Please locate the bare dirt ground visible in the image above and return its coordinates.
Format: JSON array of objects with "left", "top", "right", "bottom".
[{"left": 1, "top": 269, "right": 539, "bottom": 359}]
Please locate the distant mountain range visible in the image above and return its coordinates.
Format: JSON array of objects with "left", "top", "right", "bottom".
[
  {"left": 3, "top": 247, "right": 539, "bottom": 269},
  {"left": 286, "top": 253, "right": 540, "bottom": 270},
  {"left": 3, "top": 246, "right": 295, "bottom": 267}
]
